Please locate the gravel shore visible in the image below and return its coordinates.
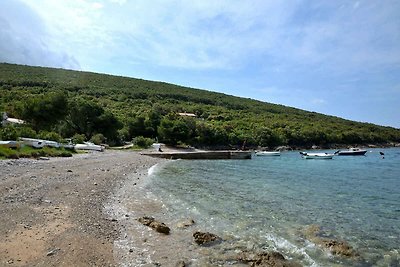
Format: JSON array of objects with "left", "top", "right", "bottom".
[{"left": 0, "top": 150, "right": 162, "bottom": 266}]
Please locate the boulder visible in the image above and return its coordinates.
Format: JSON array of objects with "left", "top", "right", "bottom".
[
  {"left": 193, "top": 231, "right": 220, "bottom": 246},
  {"left": 138, "top": 216, "right": 170, "bottom": 235}
]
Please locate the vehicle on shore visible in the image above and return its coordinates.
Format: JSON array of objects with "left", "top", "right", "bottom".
[{"left": 334, "top": 148, "right": 367, "bottom": 156}]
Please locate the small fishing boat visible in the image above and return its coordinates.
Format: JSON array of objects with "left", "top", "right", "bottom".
[
  {"left": 255, "top": 151, "right": 280, "bottom": 156},
  {"left": 300, "top": 152, "right": 334, "bottom": 159},
  {"left": 74, "top": 142, "right": 104, "bottom": 152},
  {"left": 19, "top": 137, "right": 45, "bottom": 148},
  {"left": 335, "top": 148, "right": 367, "bottom": 156}
]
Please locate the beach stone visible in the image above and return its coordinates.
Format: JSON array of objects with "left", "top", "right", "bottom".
[
  {"left": 193, "top": 231, "right": 220, "bottom": 245},
  {"left": 46, "top": 248, "right": 60, "bottom": 256},
  {"left": 176, "top": 219, "right": 195, "bottom": 228},
  {"left": 176, "top": 260, "right": 186, "bottom": 267},
  {"left": 138, "top": 216, "right": 170, "bottom": 235}
]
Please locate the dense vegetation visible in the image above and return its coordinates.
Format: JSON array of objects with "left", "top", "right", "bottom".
[{"left": 1, "top": 63, "right": 399, "bottom": 148}]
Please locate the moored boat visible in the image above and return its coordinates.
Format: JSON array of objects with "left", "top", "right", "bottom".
[
  {"left": 255, "top": 151, "right": 280, "bottom": 156},
  {"left": 335, "top": 148, "right": 367, "bottom": 156},
  {"left": 300, "top": 152, "right": 334, "bottom": 159}
]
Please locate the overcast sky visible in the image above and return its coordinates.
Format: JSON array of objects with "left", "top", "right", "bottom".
[{"left": 1, "top": 0, "right": 399, "bottom": 128}]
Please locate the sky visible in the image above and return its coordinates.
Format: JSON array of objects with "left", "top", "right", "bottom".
[{"left": 1, "top": 0, "right": 399, "bottom": 128}]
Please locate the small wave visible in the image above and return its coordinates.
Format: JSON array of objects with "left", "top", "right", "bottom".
[
  {"left": 148, "top": 163, "right": 159, "bottom": 176},
  {"left": 148, "top": 160, "right": 177, "bottom": 176},
  {"left": 265, "top": 233, "right": 318, "bottom": 267}
]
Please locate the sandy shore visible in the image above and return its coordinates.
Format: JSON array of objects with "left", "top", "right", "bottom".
[{"left": 0, "top": 150, "right": 162, "bottom": 266}]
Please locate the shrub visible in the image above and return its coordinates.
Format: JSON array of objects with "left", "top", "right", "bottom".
[
  {"left": 132, "top": 136, "right": 154, "bottom": 148},
  {"left": 90, "top": 133, "right": 105, "bottom": 145},
  {"left": 0, "top": 125, "right": 18, "bottom": 140},
  {"left": 72, "top": 133, "right": 86, "bottom": 144},
  {"left": 16, "top": 126, "right": 37, "bottom": 139},
  {"left": 38, "top": 131, "right": 62, "bottom": 142}
]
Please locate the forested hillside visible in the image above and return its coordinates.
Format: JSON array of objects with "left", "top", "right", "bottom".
[{"left": 1, "top": 63, "right": 399, "bottom": 148}]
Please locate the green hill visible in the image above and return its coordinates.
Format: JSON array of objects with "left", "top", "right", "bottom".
[{"left": 1, "top": 63, "right": 399, "bottom": 148}]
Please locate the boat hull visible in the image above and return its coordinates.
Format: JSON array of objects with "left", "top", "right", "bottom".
[
  {"left": 74, "top": 143, "right": 104, "bottom": 152},
  {"left": 255, "top": 151, "right": 280, "bottom": 156},
  {"left": 301, "top": 152, "right": 334, "bottom": 159},
  {"left": 302, "top": 155, "right": 333, "bottom": 159},
  {"left": 337, "top": 150, "right": 367, "bottom": 156}
]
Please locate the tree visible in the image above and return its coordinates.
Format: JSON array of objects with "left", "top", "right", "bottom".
[
  {"left": 158, "top": 116, "right": 191, "bottom": 145},
  {"left": 18, "top": 92, "right": 68, "bottom": 131},
  {"left": 126, "top": 115, "right": 154, "bottom": 139},
  {"left": 66, "top": 99, "right": 122, "bottom": 142}
]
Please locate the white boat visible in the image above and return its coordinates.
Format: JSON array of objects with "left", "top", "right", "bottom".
[
  {"left": 301, "top": 152, "right": 334, "bottom": 159},
  {"left": 334, "top": 148, "right": 367, "bottom": 156},
  {"left": 74, "top": 142, "right": 104, "bottom": 152},
  {"left": 255, "top": 151, "right": 280, "bottom": 156},
  {"left": 19, "top": 137, "right": 45, "bottom": 148},
  {"left": 43, "top": 140, "right": 61, "bottom": 148}
]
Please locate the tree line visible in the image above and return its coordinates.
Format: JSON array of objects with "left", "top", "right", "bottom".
[{"left": 1, "top": 63, "right": 399, "bottom": 148}]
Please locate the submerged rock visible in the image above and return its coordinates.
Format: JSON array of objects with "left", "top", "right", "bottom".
[
  {"left": 321, "top": 239, "right": 356, "bottom": 257},
  {"left": 238, "top": 251, "right": 301, "bottom": 267},
  {"left": 303, "top": 225, "right": 358, "bottom": 257},
  {"left": 138, "top": 216, "right": 170, "bottom": 235},
  {"left": 193, "top": 231, "right": 221, "bottom": 246}
]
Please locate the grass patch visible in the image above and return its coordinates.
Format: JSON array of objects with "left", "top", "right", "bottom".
[{"left": 0, "top": 146, "right": 75, "bottom": 159}]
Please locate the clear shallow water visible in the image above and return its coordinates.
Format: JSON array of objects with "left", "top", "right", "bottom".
[{"left": 144, "top": 148, "right": 400, "bottom": 266}]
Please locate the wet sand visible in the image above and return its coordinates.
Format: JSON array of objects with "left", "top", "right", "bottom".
[{"left": 0, "top": 150, "right": 162, "bottom": 266}]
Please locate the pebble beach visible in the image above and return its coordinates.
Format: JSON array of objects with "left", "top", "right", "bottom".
[{"left": 0, "top": 150, "right": 162, "bottom": 266}]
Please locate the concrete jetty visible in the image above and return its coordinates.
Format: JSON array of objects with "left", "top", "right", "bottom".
[{"left": 141, "top": 150, "right": 252, "bottom": 160}]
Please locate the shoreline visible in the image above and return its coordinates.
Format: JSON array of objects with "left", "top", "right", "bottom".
[
  {"left": 0, "top": 150, "right": 162, "bottom": 266},
  {"left": 2, "top": 149, "right": 391, "bottom": 266}
]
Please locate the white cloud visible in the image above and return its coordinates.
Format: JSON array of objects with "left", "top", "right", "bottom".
[
  {"left": 92, "top": 2, "right": 104, "bottom": 9},
  {"left": 7, "top": 0, "right": 400, "bottom": 75},
  {"left": 0, "top": 0, "right": 80, "bottom": 69},
  {"left": 109, "top": 0, "right": 126, "bottom": 5}
]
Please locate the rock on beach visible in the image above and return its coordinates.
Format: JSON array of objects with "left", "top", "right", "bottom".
[{"left": 138, "top": 216, "right": 171, "bottom": 234}]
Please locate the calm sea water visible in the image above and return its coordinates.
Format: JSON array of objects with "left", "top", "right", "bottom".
[{"left": 142, "top": 148, "right": 400, "bottom": 266}]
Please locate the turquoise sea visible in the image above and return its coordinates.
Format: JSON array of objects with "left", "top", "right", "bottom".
[{"left": 137, "top": 148, "right": 400, "bottom": 266}]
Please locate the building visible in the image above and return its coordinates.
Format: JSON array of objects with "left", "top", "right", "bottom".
[
  {"left": 1, "top": 112, "right": 25, "bottom": 126},
  {"left": 178, "top": 112, "right": 197, "bottom": 118}
]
